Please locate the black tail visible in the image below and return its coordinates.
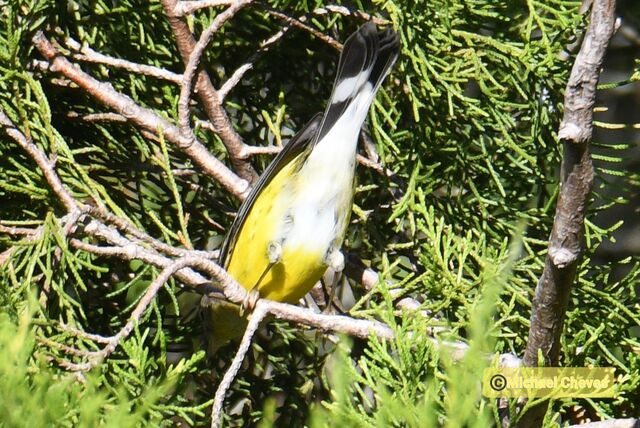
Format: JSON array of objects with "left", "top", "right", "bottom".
[{"left": 316, "top": 22, "right": 400, "bottom": 142}]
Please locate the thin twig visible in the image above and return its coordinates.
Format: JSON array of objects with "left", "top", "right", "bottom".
[
  {"left": 218, "top": 26, "right": 291, "bottom": 100},
  {"left": 62, "top": 256, "right": 216, "bottom": 371},
  {"left": 312, "top": 5, "right": 388, "bottom": 25},
  {"left": 0, "top": 223, "right": 39, "bottom": 235},
  {"left": 210, "top": 300, "right": 269, "bottom": 428},
  {"left": 58, "top": 323, "right": 114, "bottom": 343},
  {"left": 173, "top": 0, "right": 234, "bottom": 16},
  {"left": 162, "top": 0, "right": 258, "bottom": 182},
  {"left": 88, "top": 206, "right": 216, "bottom": 260},
  {"left": 267, "top": 9, "right": 342, "bottom": 50},
  {"left": 66, "top": 111, "right": 128, "bottom": 123},
  {"left": 240, "top": 142, "right": 395, "bottom": 175},
  {"left": 240, "top": 145, "right": 282, "bottom": 156},
  {"left": 0, "top": 109, "right": 78, "bottom": 212},
  {"left": 177, "top": 0, "right": 252, "bottom": 136},
  {"left": 65, "top": 38, "right": 182, "bottom": 84}
]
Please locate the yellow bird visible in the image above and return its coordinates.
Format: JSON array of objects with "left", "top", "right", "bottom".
[{"left": 202, "top": 22, "right": 400, "bottom": 351}]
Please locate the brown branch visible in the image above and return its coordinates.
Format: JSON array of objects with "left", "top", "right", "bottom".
[
  {"left": 267, "top": 10, "right": 342, "bottom": 51},
  {"left": 70, "top": 221, "right": 222, "bottom": 294},
  {"left": 161, "top": 0, "right": 258, "bottom": 182},
  {"left": 0, "top": 110, "right": 78, "bottom": 212},
  {"left": 0, "top": 223, "right": 39, "bottom": 236},
  {"left": 88, "top": 206, "right": 217, "bottom": 260},
  {"left": 65, "top": 38, "right": 182, "bottom": 84},
  {"left": 32, "top": 31, "right": 249, "bottom": 199},
  {"left": 66, "top": 111, "right": 128, "bottom": 123},
  {"left": 72, "top": 219, "right": 469, "bottom": 351},
  {"left": 2, "top": 80, "right": 502, "bottom": 382},
  {"left": 523, "top": 0, "right": 615, "bottom": 369},
  {"left": 518, "top": 0, "right": 616, "bottom": 426},
  {"left": 241, "top": 142, "right": 395, "bottom": 175},
  {"left": 176, "top": 0, "right": 252, "bottom": 138},
  {"left": 218, "top": 6, "right": 388, "bottom": 100}
]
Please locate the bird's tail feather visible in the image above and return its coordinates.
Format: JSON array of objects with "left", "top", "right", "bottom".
[{"left": 316, "top": 23, "right": 400, "bottom": 142}]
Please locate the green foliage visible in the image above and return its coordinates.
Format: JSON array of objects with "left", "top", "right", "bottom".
[
  {"left": 0, "top": 299, "right": 170, "bottom": 427},
  {"left": 311, "top": 242, "right": 508, "bottom": 427},
  {"left": 1, "top": 0, "right": 639, "bottom": 426}
]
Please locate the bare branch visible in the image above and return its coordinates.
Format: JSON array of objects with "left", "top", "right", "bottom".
[
  {"left": 65, "top": 38, "right": 182, "bottom": 84},
  {"left": 173, "top": 0, "right": 234, "bottom": 16},
  {"left": 162, "top": 0, "right": 258, "bottom": 181},
  {"left": 214, "top": 4, "right": 391, "bottom": 99},
  {"left": 177, "top": 0, "right": 252, "bottom": 135},
  {"left": 312, "top": 5, "right": 388, "bottom": 25},
  {"left": 87, "top": 206, "right": 217, "bottom": 260},
  {"left": 518, "top": 1, "right": 616, "bottom": 426},
  {"left": 0, "top": 109, "right": 79, "bottom": 212},
  {"left": 267, "top": 10, "right": 342, "bottom": 50},
  {"left": 32, "top": 32, "right": 249, "bottom": 199},
  {"left": 66, "top": 111, "right": 128, "bottom": 123},
  {"left": 523, "top": 0, "right": 616, "bottom": 368},
  {"left": 0, "top": 223, "right": 40, "bottom": 236},
  {"left": 69, "top": 224, "right": 217, "bottom": 294},
  {"left": 240, "top": 142, "right": 395, "bottom": 175},
  {"left": 210, "top": 300, "right": 269, "bottom": 428},
  {"left": 266, "top": 300, "right": 394, "bottom": 340},
  {"left": 240, "top": 145, "right": 282, "bottom": 156},
  {"left": 218, "top": 27, "right": 290, "bottom": 100},
  {"left": 61, "top": 256, "right": 216, "bottom": 371}
]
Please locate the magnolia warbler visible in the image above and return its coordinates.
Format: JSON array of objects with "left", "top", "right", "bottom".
[{"left": 202, "top": 22, "right": 399, "bottom": 351}]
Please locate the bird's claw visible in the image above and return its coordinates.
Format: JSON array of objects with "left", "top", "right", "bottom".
[{"left": 239, "top": 288, "right": 261, "bottom": 316}]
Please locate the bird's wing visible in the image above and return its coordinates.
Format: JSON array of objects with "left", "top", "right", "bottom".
[
  {"left": 218, "top": 113, "right": 323, "bottom": 267},
  {"left": 219, "top": 23, "right": 400, "bottom": 267}
]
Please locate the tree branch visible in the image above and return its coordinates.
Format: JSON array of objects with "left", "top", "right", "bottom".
[
  {"left": 518, "top": 0, "right": 617, "bottom": 426},
  {"left": 0, "top": 110, "right": 78, "bottom": 212},
  {"left": 65, "top": 38, "right": 182, "bottom": 84},
  {"left": 523, "top": 0, "right": 616, "bottom": 369},
  {"left": 210, "top": 300, "right": 268, "bottom": 428},
  {"left": 218, "top": 26, "right": 291, "bottom": 100},
  {"left": 161, "top": 0, "right": 258, "bottom": 182},
  {"left": 266, "top": 9, "right": 342, "bottom": 50},
  {"left": 176, "top": 0, "right": 252, "bottom": 140},
  {"left": 58, "top": 256, "right": 217, "bottom": 371},
  {"left": 32, "top": 31, "right": 249, "bottom": 199},
  {"left": 173, "top": 0, "right": 234, "bottom": 16},
  {"left": 311, "top": 5, "right": 388, "bottom": 26}
]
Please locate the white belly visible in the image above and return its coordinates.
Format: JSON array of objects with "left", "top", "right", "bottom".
[
  {"left": 275, "top": 88, "right": 372, "bottom": 257},
  {"left": 278, "top": 132, "right": 358, "bottom": 257}
]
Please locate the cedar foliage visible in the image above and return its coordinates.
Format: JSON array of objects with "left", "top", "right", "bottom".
[{"left": 1, "top": 0, "right": 639, "bottom": 426}]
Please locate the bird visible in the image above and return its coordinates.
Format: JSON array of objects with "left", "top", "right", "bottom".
[{"left": 201, "top": 22, "right": 400, "bottom": 352}]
